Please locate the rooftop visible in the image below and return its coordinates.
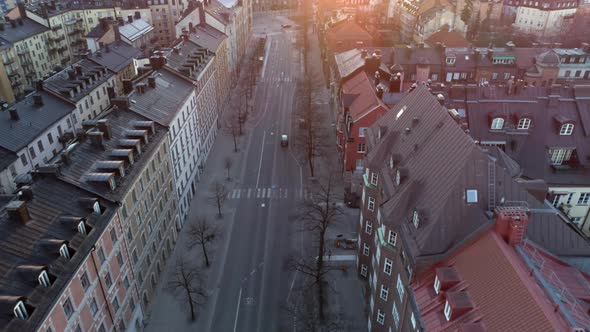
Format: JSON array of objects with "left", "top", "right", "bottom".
[
  {"left": 56, "top": 107, "right": 167, "bottom": 202},
  {"left": 334, "top": 48, "right": 394, "bottom": 82},
  {"left": 118, "top": 19, "right": 153, "bottom": 42},
  {"left": 43, "top": 59, "right": 113, "bottom": 103},
  {"left": 87, "top": 42, "right": 142, "bottom": 73},
  {"left": 0, "top": 91, "right": 75, "bottom": 152},
  {"left": 0, "top": 18, "right": 48, "bottom": 44},
  {"left": 204, "top": 0, "right": 232, "bottom": 25},
  {"left": 325, "top": 19, "right": 373, "bottom": 44},
  {"left": 189, "top": 24, "right": 226, "bottom": 53},
  {"left": 0, "top": 147, "right": 18, "bottom": 175},
  {"left": 162, "top": 38, "right": 215, "bottom": 82},
  {"left": 341, "top": 71, "right": 388, "bottom": 122},
  {"left": 127, "top": 69, "right": 195, "bottom": 126},
  {"left": 0, "top": 175, "right": 118, "bottom": 331},
  {"left": 425, "top": 29, "right": 471, "bottom": 48},
  {"left": 25, "top": 0, "right": 123, "bottom": 18}
]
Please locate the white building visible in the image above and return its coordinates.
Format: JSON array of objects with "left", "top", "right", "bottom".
[{"left": 513, "top": 0, "right": 577, "bottom": 39}]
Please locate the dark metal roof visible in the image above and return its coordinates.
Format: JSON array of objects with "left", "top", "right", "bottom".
[
  {"left": 0, "top": 176, "right": 117, "bottom": 331},
  {"left": 0, "top": 147, "right": 18, "bottom": 175},
  {"left": 0, "top": 18, "right": 48, "bottom": 44},
  {"left": 0, "top": 92, "right": 75, "bottom": 152},
  {"left": 57, "top": 107, "right": 167, "bottom": 202},
  {"left": 88, "top": 42, "right": 142, "bottom": 73},
  {"left": 43, "top": 59, "right": 113, "bottom": 103},
  {"left": 162, "top": 38, "right": 215, "bottom": 82},
  {"left": 204, "top": 0, "right": 231, "bottom": 25},
  {"left": 189, "top": 24, "right": 227, "bottom": 53},
  {"left": 128, "top": 68, "right": 195, "bottom": 126}
]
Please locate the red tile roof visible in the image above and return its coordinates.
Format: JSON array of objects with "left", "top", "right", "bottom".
[
  {"left": 413, "top": 229, "right": 585, "bottom": 331},
  {"left": 325, "top": 19, "right": 373, "bottom": 44},
  {"left": 425, "top": 30, "right": 472, "bottom": 48},
  {"left": 340, "top": 71, "right": 388, "bottom": 121}
]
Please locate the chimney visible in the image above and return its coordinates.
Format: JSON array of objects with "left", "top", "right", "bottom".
[
  {"left": 17, "top": 2, "right": 26, "bottom": 18},
  {"left": 100, "top": 17, "right": 109, "bottom": 31},
  {"left": 374, "top": 71, "right": 381, "bottom": 85},
  {"left": 436, "top": 93, "right": 445, "bottom": 105},
  {"left": 67, "top": 70, "right": 76, "bottom": 80},
  {"left": 506, "top": 76, "right": 515, "bottom": 95},
  {"left": 105, "top": 44, "right": 110, "bottom": 53},
  {"left": 9, "top": 108, "right": 19, "bottom": 121},
  {"left": 74, "top": 65, "right": 82, "bottom": 76},
  {"left": 17, "top": 18, "right": 23, "bottom": 26},
  {"left": 6, "top": 200, "right": 31, "bottom": 224},
  {"left": 88, "top": 131, "right": 105, "bottom": 149},
  {"left": 127, "top": 15, "right": 133, "bottom": 24},
  {"left": 122, "top": 79, "right": 133, "bottom": 94},
  {"left": 376, "top": 86, "right": 384, "bottom": 99},
  {"left": 33, "top": 93, "right": 44, "bottom": 106},
  {"left": 0, "top": 23, "right": 4, "bottom": 31},
  {"left": 97, "top": 119, "right": 112, "bottom": 139},
  {"left": 198, "top": 1, "right": 206, "bottom": 25},
  {"left": 494, "top": 208, "right": 529, "bottom": 246},
  {"left": 10, "top": 19, "right": 16, "bottom": 28},
  {"left": 134, "top": 11, "right": 141, "bottom": 19},
  {"left": 35, "top": 80, "right": 44, "bottom": 92},
  {"left": 361, "top": 49, "right": 368, "bottom": 58},
  {"left": 148, "top": 76, "right": 156, "bottom": 88},
  {"left": 149, "top": 56, "right": 167, "bottom": 70},
  {"left": 118, "top": 17, "right": 125, "bottom": 26},
  {"left": 17, "top": 186, "right": 34, "bottom": 201}
]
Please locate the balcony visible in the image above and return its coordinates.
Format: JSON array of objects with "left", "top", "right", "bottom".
[
  {"left": 10, "top": 77, "right": 22, "bottom": 88},
  {"left": 68, "top": 28, "right": 82, "bottom": 36},
  {"left": 51, "top": 24, "right": 63, "bottom": 32},
  {"left": 57, "top": 46, "right": 67, "bottom": 53},
  {"left": 2, "top": 57, "right": 14, "bottom": 65}
]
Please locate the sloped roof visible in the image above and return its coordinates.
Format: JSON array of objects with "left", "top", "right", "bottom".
[
  {"left": 0, "top": 147, "right": 18, "bottom": 174},
  {"left": 87, "top": 42, "right": 142, "bottom": 73},
  {"left": 204, "top": 0, "right": 232, "bottom": 25},
  {"left": 118, "top": 19, "right": 153, "bottom": 42},
  {"left": 190, "top": 24, "right": 227, "bottom": 53},
  {"left": 334, "top": 48, "right": 395, "bottom": 81},
  {"left": 326, "top": 20, "right": 373, "bottom": 44},
  {"left": 0, "top": 18, "right": 47, "bottom": 44},
  {"left": 425, "top": 30, "right": 471, "bottom": 48},
  {"left": 341, "top": 71, "right": 388, "bottom": 121}
]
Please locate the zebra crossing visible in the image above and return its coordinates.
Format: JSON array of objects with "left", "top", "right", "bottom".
[
  {"left": 261, "top": 77, "right": 293, "bottom": 83},
  {"left": 226, "top": 187, "right": 312, "bottom": 200}
]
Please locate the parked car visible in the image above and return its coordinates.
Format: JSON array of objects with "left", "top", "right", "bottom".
[
  {"left": 281, "top": 24, "right": 292, "bottom": 28},
  {"left": 281, "top": 134, "right": 288, "bottom": 147}
]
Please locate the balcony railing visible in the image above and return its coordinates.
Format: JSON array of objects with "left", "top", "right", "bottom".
[{"left": 2, "top": 57, "right": 14, "bottom": 65}]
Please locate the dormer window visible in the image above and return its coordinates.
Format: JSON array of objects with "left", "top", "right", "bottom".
[
  {"left": 13, "top": 300, "right": 28, "bottom": 320},
  {"left": 434, "top": 274, "right": 441, "bottom": 294},
  {"left": 491, "top": 117, "right": 504, "bottom": 130},
  {"left": 371, "top": 173, "right": 378, "bottom": 186},
  {"left": 395, "top": 169, "right": 401, "bottom": 186},
  {"left": 446, "top": 57, "right": 456, "bottom": 65},
  {"left": 77, "top": 221, "right": 87, "bottom": 235},
  {"left": 412, "top": 210, "right": 419, "bottom": 228},
  {"left": 38, "top": 270, "right": 51, "bottom": 287},
  {"left": 517, "top": 118, "right": 531, "bottom": 130},
  {"left": 93, "top": 201, "right": 102, "bottom": 214},
  {"left": 59, "top": 243, "right": 70, "bottom": 259},
  {"left": 389, "top": 156, "right": 394, "bottom": 169},
  {"left": 560, "top": 123, "right": 574, "bottom": 135},
  {"left": 444, "top": 300, "right": 452, "bottom": 321}
]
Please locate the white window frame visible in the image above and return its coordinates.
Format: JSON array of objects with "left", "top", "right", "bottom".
[
  {"left": 578, "top": 192, "right": 590, "bottom": 205},
  {"left": 396, "top": 274, "right": 405, "bottom": 299},
  {"left": 371, "top": 172, "right": 378, "bottom": 186},
  {"left": 444, "top": 300, "right": 452, "bottom": 321},
  {"left": 395, "top": 169, "right": 401, "bottom": 185},
  {"left": 363, "top": 243, "right": 370, "bottom": 256},
  {"left": 365, "top": 220, "right": 372, "bottom": 235},
  {"left": 517, "top": 118, "right": 531, "bottom": 129},
  {"left": 361, "top": 264, "right": 368, "bottom": 277},
  {"left": 377, "top": 309, "right": 385, "bottom": 325},
  {"left": 368, "top": 197, "right": 375, "bottom": 211},
  {"left": 38, "top": 270, "right": 51, "bottom": 287},
  {"left": 446, "top": 57, "right": 456, "bottom": 65},
  {"left": 59, "top": 244, "right": 70, "bottom": 259},
  {"left": 412, "top": 210, "right": 419, "bottom": 228},
  {"left": 388, "top": 230, "right": 397, "bottom": 246},
  {"left": 380, "top": 284, "right": 389, "bottom": 301},
  {"left": 392, "top": 302, "right": 400, "bottom": 328},
  {"left": 358, "top": 143, "right": 366, "bottom": 153},
  {"left": 560, "top": 123, "right": 574, "bottom": 135},
  {"left": 411, "top": 312, "right": 417, "bottom": 329},
  {"left": 77, "top": 221, "right": 87, "bottom": 235},
  {"left": 384, "top": 258, "right": 392, "bottom": 275},
  {"left": 359, "top": 127, "right": 368, "bottom": 137},
  {"left": 549, "top": 148, "right": 573, "bottom": 165},
  {"left": 13, "top": 301, "right": 28, "bottom": 320},
  {"left": 434, "top": 275, "right": 441, "bottom": 294},
  {"left": 491, "top": 117, "right": 504, "bottom": 130}
]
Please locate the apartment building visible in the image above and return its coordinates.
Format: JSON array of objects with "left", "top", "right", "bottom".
[
  {"left": 397, "top": 0, "right": 466, "bottom": 44},
  {"left": 57, "top": 106, "right": 180, "bottom": 326},
  {"left": 0, "top": 0, "right": 15, "bottom": 15},
  {"left": 444, "top": 83, "right": 590, "bottom": 235},
  {"left": 145, "top": 0, "right": 186, "bottom": 46},
  {"left": 356, "top": 84, "right": 590, "bottom": 331},
  {"left": 0, "top": 89, "right": 77, "bottom": 194},
  {"left": 0, "top": 15, "right": 50, "bottom": 103},
  {"left": 513, "top": 0, "right": 577, "bottom": 40},
  {"left": 43, "top": 59, "right": 115, "bottom": 123},
  {"left": 130, "top": 42, "right": 218, "bottom": 222},
  {"left": 86, "top": 17, "right": 155, "bottom": 54},
  {"left": 87, "top": 42, "right": 142, "bottom": 96},
  {"left": 0, "top": 172, "right": 137, "bottom": 332}
]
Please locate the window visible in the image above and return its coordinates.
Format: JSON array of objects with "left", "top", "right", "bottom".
[
  {"left": 412, "top": 210, "right": 419, "bottom": 228},
  {"left": 37, "top": 140, "right": 44, "bottom": 152},
  {"left": 575, "top": 70, "right": 582, "bottom": 78},
  {"left": 117, "top": 252, "right": 124, "bottom": 266},
  {"left": 396, "top": 274, "right": 405, "bottom": 299},
  {"left": 565, "top": 70, "right": 571, "bottom": 77},
  {"left": 578, "top": 193, "right": 590, "bottom": 205},
  {"left": 549, "top": 148, "right": 574, "bottom": 165},
  {"left": 29, "top": 146, "right": 36, "bottom": 159},
  {"left": 110, "top": 228, "right": 118, "bottom": 243},
  {"left": 112, "top": 297, "right": 120, "bottom": 313},
  {"left": 97, "top": 248, "right": 106, "bottom": 264},
  {"left": 359, "top": 127, "right": 368, "bottom": 137},
  {"left": 47, "top": 133, "right": 54, "bottom": 144},
  {"left": 411, "top": 312, "right": 417, "bottom": 329},
  {"left": 384, "top": 258, "right": 392, "bottom": 275},
  {"left": 490, "top": 117, "right": 504, "bottom": 130},
  {"left": 446, "top": 57, "right": 456, "bottom": 65},
  {"left": 466, "top": 190, "right": 478, "bottom": 203},
  {"left": 444, "top": 300, "right": 452, "bottom": 321},
  {"left": 80, "top": 272, "right": 89, "bottom": 291},
  {"left": 141, "top": 233, "right": 147, "bottom": 247},
  {"left": 62, "top": 298, "right": 74, "bottom": 319},
  {"left": 517, "top": 118, "right": 531, "bottom": 129},
  {"left": 89, "top": 297, "right": 98, "bottom": 314},
  {"left": 20, "top": 153, "right": 28, "bottom": 166},
  {"left": 132, "top": 249, "right": 138, "bottom": 263},
  {"left": 392, "top": 302, "right": 400, "bottom": 328},
  {"left": 13, "top": 301, "right": 28, "bottom": 320},
  {"left": 358, "top": 143, "right": 366, "bottom": 153},
  {"left": 59, "top": 244, "right": 70, "bottom": 259},
  {"left": 104, "top": 272, "right": 112, "bottom": 288},
  {"left": 371, "top": 173, "right": 378, "bottom": 186},
  {"left": 361, "top": 264, "right": 368, "bottom": 277},
  {"left": 365, "top": 220, "right": 372, "bottom": 235},
  {"left": 376, "top": 309, "right": 385, "bottom": 325},
  {"left": 123, "top": 276, "right": 130, "bottom": 289},
  {"left": 380, "top": 285, "right": 389, "bottom": 301},
  {"left": 38, "top": 270, "right": 51, "bottom": 287},
  {"left": 434, "top": 274, "right": 441, "bottom": 294},
  {"left": 560, "top": 123, "right": 574, "bottom": 135},
  {"left": 363, "top": 243, "right": 370, "bottom": 256},
  {"left": 395, "top": 169, "right": 401, "bottom": 186},
  {"left": 388, "top": 231, "right": 397, "bottom": 246},
  {"left": 368, "top": 197, "right": 375, "bottom": 211}
]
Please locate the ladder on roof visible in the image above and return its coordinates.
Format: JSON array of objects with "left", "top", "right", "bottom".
[
  {"left": 488, "top": 158, "right": 496, "bottom": 212},
  {"left": 489, "top": 85, "right": 497, "bottom": 99}
]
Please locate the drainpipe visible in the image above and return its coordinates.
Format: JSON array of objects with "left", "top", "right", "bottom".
[{"left": 90, "top": 246, "right": 117, "bottom": 332}]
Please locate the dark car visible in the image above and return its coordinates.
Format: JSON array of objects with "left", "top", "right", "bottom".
[
  {"left": 281, "top": 135, "right": 288, "bottom": 147},
  {"left": 281, "top": 24, "right": 292, "bottom": 28}
]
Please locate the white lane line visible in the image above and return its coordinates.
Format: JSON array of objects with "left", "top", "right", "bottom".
[
  {"left": 267, "top": 188, "right": 273, "bottom": 199},
  {"left": 284, "top": 188, "right": 288, "bottom": 199},
  {"left": 255, "top": 131, "right": 266, "bottom": 188},
  {"left": 247, "top": 188, "right": 252, "bottom": 198},
  {"left": 232, "top": 189, "right": 239, "bottom": 199},
  {"left": 233, "top": 287, "right": 243, "bottom": 332},
  {"left": 261, "top": 39, "right": 272, "bottom": 79},
  {"left": 263, "top": 188, "right": 268, "bottom": 198},
  {"left": 236, "top": 190, "right": 241, "bottom": 199},
  {"left": 257, "top": 188, "right": 261, "bottom": 198}
]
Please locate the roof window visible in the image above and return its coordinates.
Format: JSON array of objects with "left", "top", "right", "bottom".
[
  {"left": 444, "top": 291, "right": 474, "bottom": 321},
  {"left": 59, "top": 243, "right": 70, "bottom": 259},
  {"left": 434, "top": 267, "right": 461, "bottom": 294},
  {"left": 560, "top": 123, "right": 574, "bottom": 135},
  {"left": 13, "top": 300, "right": 28, "bottom": 320},
  {"left": 38, "top": 270, "right": 51, "bottom": 287},
  {"left": 466, "top": 190, "right": 478, "bottom": 203},
  {"left": 77, "top": 221, "right": 87, "bottom": 235},
  {"left": 412, "top": 209, "right": 419, "bottom": 228}
]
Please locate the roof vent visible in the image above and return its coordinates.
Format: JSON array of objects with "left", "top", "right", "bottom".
[
  {"left": 9, "top": 108, "right": 19, "bottom": 121},
  {"left": 33, "top": 93, "right": 44, "bottom": 106},
  {"left": 132, "top": 120, "right": 156, "bottom": 135},
  {"left": 126, "top": 129, "right": 149, "bottom": 144},
  {"left": 95, "top": 160, "right": 125, "bottom": 177},
  {"left": 6, "top": 200, "right": 30, "bottom": 224},
  {"left": 13, "top": 300, "right": 30, "bottom": 320},
  {"left": 444, "top": 292, "right": 474, "bottom": 321},
  {"left": 109, "top": 149, "right": 135, "bottom": 165},
  {"left": 82, "top": 119, "right": 98, "bottom": 130},
  {"left": 136, "top": 83, "right": 147, "bottom": 94},
  {"left": 84, "top": 172, "right": 116, "bottom": 191},
  {"left": 148, "top": 76, "right": 156, "bottom": 88},
  {"left": 434, "top": 267, "right": 461, "bottom": 294}
]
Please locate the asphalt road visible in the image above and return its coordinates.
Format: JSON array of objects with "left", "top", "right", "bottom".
[{"left": 206, "top": 16, "right": 303, "bottom": 332}]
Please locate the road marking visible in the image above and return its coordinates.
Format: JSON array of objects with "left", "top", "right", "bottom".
[
  {"left": 284, "top": 188, "right": 288, "bottom": 198},
  {"left": 262, "top": 188, "right": 267, "bottom": 198},
  {"left": 247, "top": 188, "right": 251, "bottom": 198},
  {"left": 255, "top": 131, "right": 266, "bottom": 189},
  {"left": 233, "top": 287, "right": 243, "bottom": 332},
  {"left": 256, "top": 188, "right": 261, "bottom": 198},
  {"left": 236, "top": 190, "right": 241, "bottom": 199},
  {"left": 261, "top": 39, "right": 271, "bottom": 78}
]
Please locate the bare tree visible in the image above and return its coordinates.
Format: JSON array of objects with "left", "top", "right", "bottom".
[
  {"left": 223, "top": 113, "right": 241, "bottom": 153},
  {"left": 167, "top": 258, "right": 208, "bottom": 321},
  {"left": 186, "top": 216, "right": 223, "bottom": 267},
  {"left": 209, "top": 180, "right": 227, "bottom": 218},
  {"left": 284, "top": 287, "right": 340, "bottom": 332},
  {"left": 224, "top": 156, "right": 233, "bottom": 181},
  {"left": 290, "top": 175, "right": 344, "bottom": 321}
]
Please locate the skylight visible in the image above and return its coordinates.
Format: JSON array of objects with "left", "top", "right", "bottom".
[{"left": 466, "top": 190, "right": 478, "bottom": 203}]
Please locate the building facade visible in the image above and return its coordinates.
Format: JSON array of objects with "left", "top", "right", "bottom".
[{"left": 512, "top": 0, "right": 577, "bottom": 39}]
